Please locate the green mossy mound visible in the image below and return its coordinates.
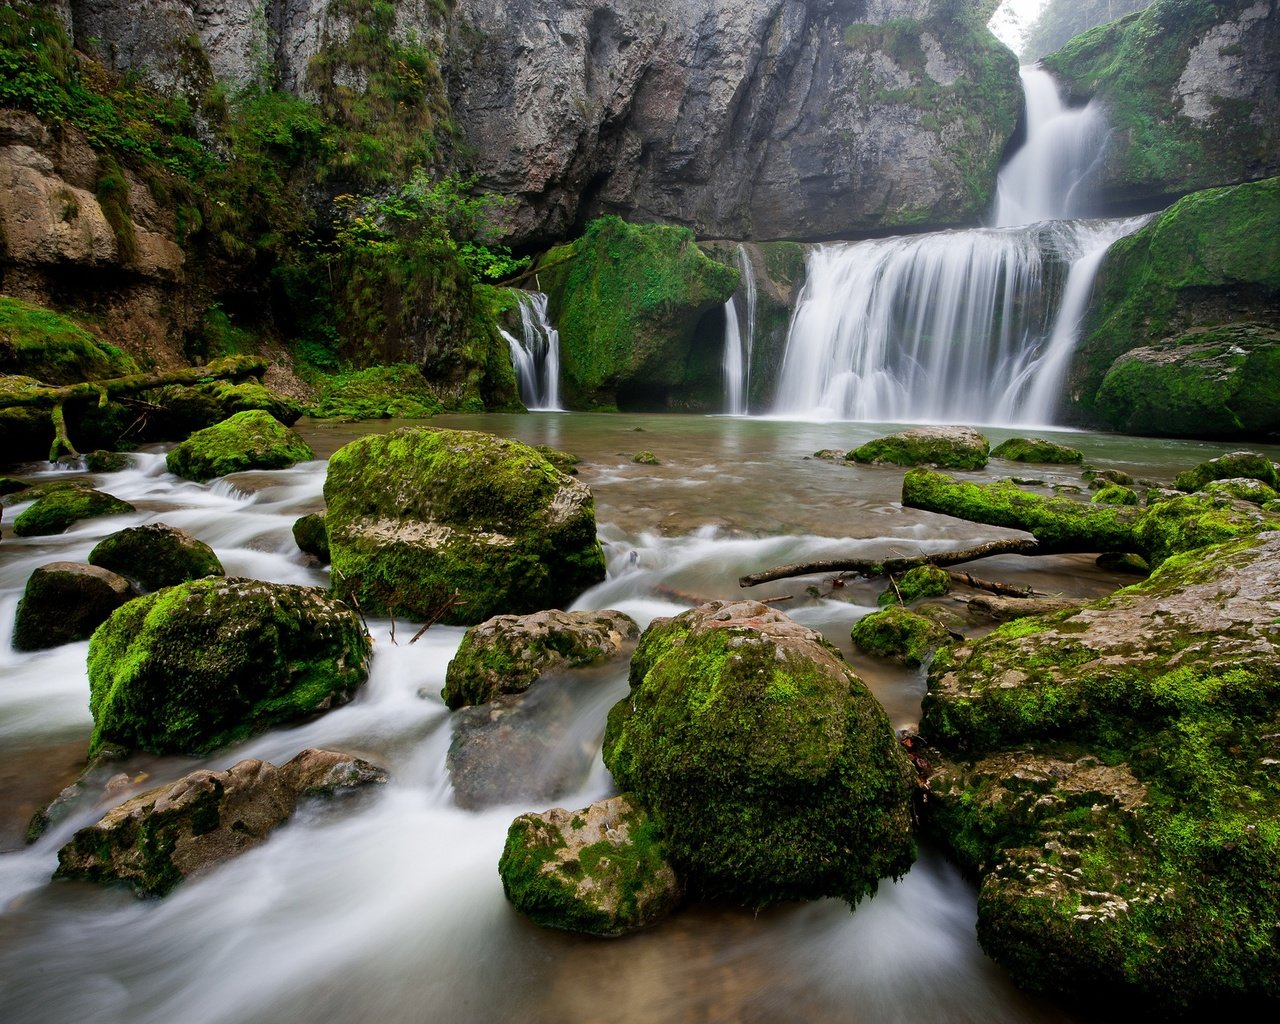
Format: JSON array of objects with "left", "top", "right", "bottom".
[
  {"left": 851, "top": 426, "right": 990, "bottom": 470},
  {"left": 310, "top": 364, "right": 445, "bottom": 420},
  {"left": 87, "top": 577, "right": 371, "bottom": 757},
  {"left": 1203, "top": 477, "right": 1280, "bottom": 504},
  {"left": 990, "top": 437, "right": 1083, "bottom": 464},
  {"left": 292, "top": 513, "right": 329, "bottom": 562},
  {"left": 323, "top": 427, "right": 605, "bottom": 625},
  {"left": 12, "top": 486, "right": 135, "bottom": 537},
  {"left": 499, "top": 795, "right": 682, "bottom": 936},
  {"left": 852, "top": 606, "right": 952, "bottom": 668},
  {"left": 536, "top": 216, "right": 739, "bottom": 410},
  {"left": 88, "top": 524, "right": 224, "bottom": 592},
  {"left": 0, "top": 296, "right": 138, "bottom": 384},
  {"left": 1174, "top": 450, "right": 1280, "bottom": 492},
  {"left": 1091, "top": 484, "right": 1138, "bottom": 506},
  {"left": 602, "top": 600, "right": 916, "bottom": 907},
  {"left": 13, "top": 561, "right": 133, "bottom": 651},
  {"left": 879, "top": 564, "right": 952, "bottom": 606},
  {"left": 1132, "top": 491, "right": 1278, "bottom": 569},
  {"left": 85, "top": 450, "right": 131, "bottom": 473},
  {"left": 153, "top": 380, "right": 306, "bottom": 435},
  {"left": 921, "top": 530, "right": 1280, "bottom": 1012},
  {"left": 165, "top": 410, "right": 315, "bottom": 483}
]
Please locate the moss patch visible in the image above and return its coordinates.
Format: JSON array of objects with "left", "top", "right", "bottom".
[
  {"left": 165, "top": 410, "right": 314, "bottom": 482},
  {"left": 12, "top": 487, "right": 134, "bottom": 537},
  {"left": 852, "top": 606, "right": 952, "bottom": 667}
]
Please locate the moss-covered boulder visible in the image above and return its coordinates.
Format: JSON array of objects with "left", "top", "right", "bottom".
[
  {"left": 84, "top": 450, "right": 131, "bottom": 473},
  {"left": 292, "top": 513, "right": 329, "bottom": 563},
  {"left": 323, "top": 428, "right": 606, "bottom": 626},
  {"left": 88, "top": 523, "right": 224, "bottom": 592},
  {"left": 443, "top": 609, "right": 639, "bottom": 710},
  {"left": 152, "top": 380, "right": 306, "bottom": 434},
  {"left": 0, "top": 296, "right": 137, "bottom": 384},
  {"left": 1132, "top": 491, "right": 1278, "bottom": 569},
  {"left": 12, "top": 561, "right": 133, "bottom": 651},
  {"left": 535, "top": 217, "right": 739, "bottom": 410},
  {"left": 1174, "top": 450, "right": 1280, "bottom": 492},
  {"left": 87, "top": 578, "right": 371, "bottom": 757},
  {"left": 878, "top": 564, "right": 951, "bottom": 607},
  {"left": 310, "top": 364, "right": 444, "bottom": 420},
  {"left": 920, "top": 529, "right": 1280, "bottom": 1012},
  {"left": 12, "top": 486, "right": 135, "bottom": 537},
  {"left": 602, "top": 600, "right": 916, "bottom": 907},
  {"left": 55, "top": 749, "right": 387, "bottom": 896},
  {"left": 1203, "top": 477, "right": 1280, "bottom": 504},
  {"left": 990, "top": 437, "right": 1083, "bottom": 464},
  {"left": 851, "top": 426, "right": 990, "bottom": 470},
  {"left": 165, "top": 410, "right": 314, "bottom": 483},
  {"left": 1091, "top": 484, "right": 1138, "bottom": 506},
  {"left": 499, "top": 795, "right": 681, "bottom": 936},
  {"left": 852, "top": 606, "right": 952, "bottom": 668}
]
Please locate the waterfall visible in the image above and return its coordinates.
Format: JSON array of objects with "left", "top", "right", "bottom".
[
  {"left": 502, "top": 291, "right": 562, "bottom": 411},
  {"left": 721, "top": 245, "right": 758, "bottom": 415},
  {"left": 770, "top": 66, "right": 1145, "bottom": 427}
]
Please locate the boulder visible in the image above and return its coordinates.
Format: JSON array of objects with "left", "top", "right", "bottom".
[
  {"left": 87, "top": 523, "right": 224, "bottom": 592},
  {"left": 1090, "top": 484, "right": 1138, "bottom": 506},
  {"left": 12, "top": 486, "right": 135, "bottom": 537},
  {"left": 87, "top": 578, "right": 371, "bottom": 756},
  {"left": 1174, "top": 450, "right": 1280, "bottom": 492},
  {"left": 443, "top": 609, "right": 639, "bottom": 710},
  {"left": 84, "top": 450, "right": 131, "bottom": 473},
  {"left": 602, "top": 600, "right": 916, "bottom": 907},
  {"left": 990, "top": 437, "right": 1083, "bottom": 464},
  {"left": 153, "top": 379, "right": 306, "bottom": 435},
  {"left": 1203, "top": 477, "right": 1280, "bottom": 505},
  {"left": 878, "top": 564, "right": 951, "bottom": 606},
  {"left": 851, "top": 426, "right": 990, "bottom": 470},
  {"left": 291, "top": 512, "right": 329, "bottom": 563},
  {"left": 55, "top": 749, "right": 387, "bottom": 896},
  {"left": 851, "top": 606, "right": 952, "bottom": 668},
  {"left": 921, "top": 529, "right": 1280, "bottom": 1011},
  {"left": 12, "top": 561, "right": 133, "bottom": 651},
  {"left": 499, "top": 795, "right": 681, "bottom": 937},
  {"left": 165, "top": 410, "right": 315, "bottom": 483},
  {"left": 323, "top": 428, "right": 605, "bottom": 625},
  {"left": 1132, "top": 492, "right": 1278, "bottom": 569}
]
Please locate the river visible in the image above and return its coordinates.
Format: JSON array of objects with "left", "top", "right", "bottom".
[{"left": 1, "top": 412, "right": 1273, "bottom": 1024}]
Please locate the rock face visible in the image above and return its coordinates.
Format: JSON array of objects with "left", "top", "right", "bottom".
[
  {"left": 1044, "top": 0, "right": 1280, "bottom": 209},
  {"left": 921, "top": 530, "right": 1280, "bottom": 1011},
  {"left": 55, "top": 748, "right": 387, "bottom": 896},
  {"left": 443, "top": 608, "right": 639, "bottom": 710},
  {"left": 165, "top": 409, "right": 315, "bottom": 482},
  {"left": 603, "top": 600, "right": 916, "bottom": 907},
  {"left": 12, "top": 561, "right": 133, "bottom": 651},
  {"left": 323, "top": 428, "right": 606, "bottom": 625},
  {"left": 851, "top": 425, "right": 991, "bottom": 469},
  {"left": 88, "top": 523, "right": 224, "bottom": 592},
  {"left": 499, "top": 795, "right": 682, "bottom": 936},
  {"left": 87, "top": 577, "right": 371, "bottom": 756}
]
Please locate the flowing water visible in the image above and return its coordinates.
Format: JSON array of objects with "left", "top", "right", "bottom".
[
  {"left": 502, "top": 292, "right": 563, "bottom": 411},
  {"left": 722, "top": 246, "right": 758, "bottom": 415},
  {"left": 3, "top": 413, "right": 1274, "bottom": 1024}
]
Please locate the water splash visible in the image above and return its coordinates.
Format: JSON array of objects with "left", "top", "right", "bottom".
[
  {"left": 722, "top": 246, "right": 759, "bottom": 415},
  {"left": 502, "top": 292, "right": 562, "bottom": 411}
]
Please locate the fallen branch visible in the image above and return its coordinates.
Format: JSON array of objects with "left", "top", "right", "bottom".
[
  {"left": 946, "top": 570, "right": 1039, "bottom": 599},
  {"left": 0, "top": 356, "right": 269, "bottom": 411}
]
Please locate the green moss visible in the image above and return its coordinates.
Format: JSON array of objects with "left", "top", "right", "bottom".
[
  {"left": 88, "top": 524, "right": 224, "bottom": 592},
  {"left": 879, "top": 564, "right": 952, "bottom": 606},
  {"left": 852, "top": 429, "right": 990, "bottom": 470},
  {"left": 0, "top": 296, "right": 138, "bottom": 384},
  {"left": 852, "top": 606, "right": 952, "bottom": 667},
  {"left": 292, "top": 513, "right": 329, "bottom": 562},
  {"left": 165, "top": 410, "right": 314, "bottom": 482},
  {"left": 1174, "top": 450, "right": 1280, "bottom": 492},
  {"left": 152, "top": 380, "right": 305, "bottom": 435},
  {"left": 1091, "top": 484, "right": 1138, "bottom": 506},
  {"left": 1133, "top": 492, "right": 1277, "bottom": 568},
  {"left": 310, "top": 364, "right": 445, "bottom": 420},
  {"left": 12, "top": 487, "right": 135, "bottom": 537},
  {"left": 991, "top": 437, "right": 1084, "bottom": 464}
]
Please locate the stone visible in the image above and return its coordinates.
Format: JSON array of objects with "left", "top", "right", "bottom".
[
  {"left": 323, "top": 427, "right": 605, "bottom": 626},
  {"left": 165, "top": 409, "right": 315, "bottom": 482},
  {"left": 603, "top": 600, "right": 916, "bottom": 907},
  {"left": 153, "top": 380, "right": 306, "bottom": 435},
  {"left": 851, "top": 606, "right": 952, "bottom": 668},
  {"left": 499, "top": 795, "right": 681, "bottom": 936},
  {"left": 55, "top": 748, "right": 387, "bottom": 896},
  {"left": 851, "top": 426, "right": 990, "bottom": 470},
  {"left": 84, "top": 450, "right": 131, "bottom": 473},
  {"left": 12, "top": 486, "right": 135, "bottom": 537},
  {"left": 1174, "top": 450, "right": 1280, "bottom": 493},
  {"left": 12, "top": 561, "right": 133, "bottom": 651},
  {"left": 291, "top": 512, "right": 329, "bottom": 563},
  {"left": 443, "top": 608, "right": 639, "bottom": 710},
  {"left": 1203, "top": 477, "right": 1280, "bottom": 505},
  {"left": 87, "top": 523, "right": 224, "bottom": 592},
  {"left": 878, "top": 564, "right": 951, "bottom": 606},
  {"left": 990, "top": 437, "right": 1083, "bottom": 464},
  {"left": 1090, "top": 484, "right": 1138, "bottom": 506},
  {"left": 87, "top": 577, "right": 371, "bottom": 756}
]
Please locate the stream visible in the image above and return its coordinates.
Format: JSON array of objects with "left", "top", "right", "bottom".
[{"left": 2, "top": 412, "right": 1274, "bottom": 1024}]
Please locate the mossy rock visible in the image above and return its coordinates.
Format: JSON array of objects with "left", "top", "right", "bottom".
[
  {"left": 12, "top": 486, "right": 135, "bottom": 537},
  {"left": 852, "top": 606, "right": 952, "bottom": 668},
  {"left": 1202, "top": 477, "right": 1279, "bottom": 505},
  {"left": 323, "top": 427, "right": 606, "bottom": 626},
  {"left": 88, "top": 523, "right": 224, "bottom": 592},
  {"left": 165, "top": 410, "right": 315, "bottom": 483},
  {"left": 851, "top": 426, "right": 990, "bottom": 470},
  {"left": 310, "top": 364, "right": 444, "bottom": 420},
  {"left": 292, "top": 513, "right": 329, "bottom": 562},
  {"left": 87, "top": 577, "right": 371, "bottom": 756},
  {"left": 152, "top": 380, "right": 306, "bottom": 434},
  {"left": 632, "top": 451, "right": 660, "bottom": 465},
  {"left": 84, "top": 450, "right": 131, "bottom": 473},
  {"left": 499, "top": 795, "right": 682, "bottom": 936},
  {"left": 1091, "top": 484, "right": 1138, "bottom": 506},
  {"left": 878, "top": 564, "right": 951, "bottom": 606},
  {"left": 12, "top": 561, "right": 133, "bottom": 651},
  {"left": 602, "top": 600, "right": 916, "bottom": 907},
  {"left": 990, "top": 438, "right": 1083, "bottom": 464},
  {"left": 1132, "top": 492, "right": 1278, "bottom": 569},
  {"left": 0, "top": 476, "right": 28, "bottom": 496},
  {"left": 0, "top": 296, "right": 137, "bottom": 384},
  {"left": 1174, "top": 450, "right": 1280, "bottom": 492}
]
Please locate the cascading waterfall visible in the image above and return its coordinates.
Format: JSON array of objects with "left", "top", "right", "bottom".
[
  {"left": 771, "top": 67, "right": 1147, "bottom": 427},
  {"left": 501, "top": 291, "right": 562, "bottom": 411},
  {"left": 721, "top": 245, "right": 758, "bottom": 415}
]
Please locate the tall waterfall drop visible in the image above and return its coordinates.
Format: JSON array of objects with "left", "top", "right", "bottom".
[
  {"left": 722, "top": 245, "right": 758, "bottom": 414},
  {"left": 502, "top": 291, "right": 563, "bottom": 411},
  {"left": 771, "top": 67, "right": 1146, "bottom": 427}
]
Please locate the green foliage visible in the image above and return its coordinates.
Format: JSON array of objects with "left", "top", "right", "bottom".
[
  {"left": 879, "top": 564, "right": 952, "bottom": 606},
  {"left": 1022, "top": 0, "right": 1153, "bottom": 61},
  {"left": 310, "top": 363, "right": 444, "bottom": 420}
]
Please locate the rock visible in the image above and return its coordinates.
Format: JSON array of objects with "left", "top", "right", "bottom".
[
  {"left": 1094, "top": 552, "right": 1150, "bottom": 575},
  {"left": 12, "top": 486, "right": 135, "bottom": 537},
  {"left": 55, "top": 749, "right": 387, "bottom": 896},
  {"left": 851, "top": 426, "right": 990, "bottom": 470},
  {"left": 165, "top": 409, "right": 315, "bottom": 482},
  {"left": 153, "top": 380, "right": 306, "bottom": 435},
  {"left": 84, "top": 450, "right": 130, "bottom": 473},
  {"left": 291, "top": 512, "right": 329, "bottom": 563},
  {"left": 0, "top": 477, "right": 28, "bottom": 496},
  {"left": 1203, "top": 477, "right": 1280, "bottom": 505},
  {"left": 603, "top": 600, "right": 916, "bottom": 907},
  {"left": 1174, "top": 450, "right": 1280, "bottom": 493},
  {"left": 443, "top": 609, "right": 639, "bottom": 710},
  {"left": 965, "top": 594, "right": 1083, "bottom": 622},
  {"left": 632, "top": 451, "right": 660, "bottom": 465},
  {"left": 1085, "top": 468, "right": 1134, "bottom": 488},
  {"left": 499, "top": 795, "right": 681, "bottom": 937},
  {"left": 1132, "top": 491, "right": 1278, "bottom": 569},
  {"left": 921, "top": 529, "right": 1280, "bottom": 1011},
  {"left": 990, "top": 437, "right": 1083, "bottom": 464},
  {"left": 0, "top": 295, "right": 137, "bottom": 383},
  {"left": 878, "top": 564, "right": 951, "bottom": 606},
  {"left": 1090, "top": 484, "right": 1138, "bottom": 506},
  {"left": 87, "top": 523, "right": 224, "bottom": 592},
  {"left": 309, "top": 363, "right": 444, "bottom": 420},
  {"left": 323, "top": 427, "right": 606, "bottom": 625},
  {"left": 851, "top": 606, "right": 952, "bottom": 668},
  {"left": 87, "top": 577, "right": 371, "bottom": 756},
  {"left": 12, "top": 561, "right": 133, "bottom": 651}
]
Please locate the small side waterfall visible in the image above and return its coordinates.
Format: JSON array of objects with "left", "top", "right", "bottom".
[
  {"left": 770, "top": 66, "right": 1144, "bottom": 427},
  {"left": 502, "top": 291, "right": 562, "bottom": 411},
  {"left": 722, "top": 245, "right": 758, "bottom": 415}
]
